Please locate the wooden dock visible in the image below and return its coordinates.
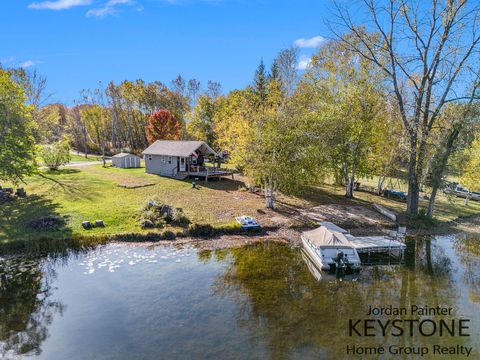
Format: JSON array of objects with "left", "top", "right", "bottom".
[
  {"left": 346, "top": 235, "right": 406, "bottom": 253},
  {"left": 346, "top": 234, "right": 406, "bottom": 265},
  {"left": 318, "top": 222, "right": 407, "bottom": 265}
]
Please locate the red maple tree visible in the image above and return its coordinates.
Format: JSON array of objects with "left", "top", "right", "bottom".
[{"left": 145, "top": 109, "right": 182, "bottom": 144}]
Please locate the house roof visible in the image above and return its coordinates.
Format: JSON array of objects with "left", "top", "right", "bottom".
[
  {"left": 142, "top": 140, "right": 217, "bottom": 157},
  {"left": 112, "top": 152, "right": 138, "bottom": 158}
]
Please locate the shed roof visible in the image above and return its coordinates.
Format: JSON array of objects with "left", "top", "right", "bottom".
[
  {"left": 142, "top": 140, "right": 217, "bottom": 157},
  {"left": 112, "top": 152, "right": 138, "bottom": 158}
]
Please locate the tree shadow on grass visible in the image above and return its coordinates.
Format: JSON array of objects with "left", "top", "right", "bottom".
[
  {"left": 0, "top": 194, "right": 72, "bottom": 246},
  {"left": 294, "top": 184, "right": 376, "bottom": 207},
  {"left": 38, "top": 171, "right": 100, "bottom": 201},
  {"left": 44, "top": 168, "right": 81, "bottom": 175},
  {"left": 262, "top": 185, "right": 393, "bottom": 229},
  {"left": 181, "top": 177, "right": 247, "bottom": 192}
]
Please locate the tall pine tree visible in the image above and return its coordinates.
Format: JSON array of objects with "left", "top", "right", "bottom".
[{"left": 253, "top": 59, "right": 268, "bottom": 107}]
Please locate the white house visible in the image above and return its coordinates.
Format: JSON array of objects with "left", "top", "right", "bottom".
[{"left": 111, "top": 153, "right": 141, "bottom": 168}]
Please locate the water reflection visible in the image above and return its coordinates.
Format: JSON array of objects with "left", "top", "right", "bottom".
[
  {"left": 0, "top": 234, "right": 478, "bottom": 360},
  {"left": 454, "top": 233, "right": 480, "bottom": 304},
  {"left": 213, "top": 237, "right": 472, "bottom": 359},
  {"left": 0, "top": 257, "right": 64, "bottom": 359}
]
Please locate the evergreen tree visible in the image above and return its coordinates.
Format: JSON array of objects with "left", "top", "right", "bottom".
[
  {"left": 269, "top": 58, "right": 280, "bottom": 82},
  {"left": 253, "top": 59, "right": 268, "bottom": 106}
]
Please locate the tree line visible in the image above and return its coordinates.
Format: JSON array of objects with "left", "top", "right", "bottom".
[{"left": 1, "top": 0, "right": 480, "bottom": 219}]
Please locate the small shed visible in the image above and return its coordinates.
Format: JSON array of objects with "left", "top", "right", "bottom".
[{"left": 112, "top": 153, "right": 141, "bottom": 168}]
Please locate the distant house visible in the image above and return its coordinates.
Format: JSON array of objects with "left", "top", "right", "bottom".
[
  {"left": 111, "top": 153, "right": 141, "bottom": 168},
  {"left": 142, "top": 140, "right": 233, "bottom": 181}
]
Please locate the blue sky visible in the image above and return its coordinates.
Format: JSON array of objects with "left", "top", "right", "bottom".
[{"left": 0, "top": 0, "right": 331, "bottom": 104}]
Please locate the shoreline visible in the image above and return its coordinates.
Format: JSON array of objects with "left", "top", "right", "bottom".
[{"left": 1, "top": 213, "right": 479, "bottom": 256}]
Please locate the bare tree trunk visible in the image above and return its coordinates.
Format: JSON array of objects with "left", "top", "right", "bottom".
[
  {"left": 406, "top": 136, "right": 419, "bottom": 216},
  {"left": 82, "top": 124, "right": 88, "bottom": 158},
  {"left": 265, "top": 187, "right": 274, "bottom": 209},
  {"left": 345, "top": 173, "right": 355, "bottom": 198},
  {"left": 426, "top": 129, "right": 459, "bottom": 218},
  {"left": 264, "top": 178, "right": 276, "bottom": 209},
  {"left": 426, "top": 186, "right": 438, "bottom": 219},
  {"left": 377, "top": 176, "right": 386, "bottom": 195}
]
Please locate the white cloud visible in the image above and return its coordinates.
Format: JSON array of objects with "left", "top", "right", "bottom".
[
  {"left": 294, "top": 35, "right": 325, "bottom": 49},
  {"left": 0, "top": 56, "right": 16, "bottom": 64},
  {"left": 20, "top": 60, "right": 38, "bottom": 68},
  {"left": 86, "top": 0, "right": 133, "bottom": 17},
  {"left": 297, "top": 55, "right": 311, "bottom": 70},
  {"left": 28, "top": 0, "right": 92, "bottom": 10}
]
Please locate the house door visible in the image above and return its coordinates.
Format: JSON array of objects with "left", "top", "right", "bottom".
[{"left": 179, "top": 157, "right": 186, "bottom": 172}]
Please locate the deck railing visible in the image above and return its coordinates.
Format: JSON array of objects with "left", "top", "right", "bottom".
[{"left": 189, "top": 165, "right": 220, "bottom": 173}]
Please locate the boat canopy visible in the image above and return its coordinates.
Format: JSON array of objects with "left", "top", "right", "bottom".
[{"left": 302, "top": 227, "right": 351, "bottom": 247}]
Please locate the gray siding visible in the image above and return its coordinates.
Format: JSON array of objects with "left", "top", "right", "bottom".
[
  {"left": 145, "top": 155, "right": 177, "bottom": 175},
  {"left": 112, "top": 155, "right": 141, "bottom": 168}
]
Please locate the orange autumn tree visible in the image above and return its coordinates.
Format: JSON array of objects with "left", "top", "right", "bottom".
[{"left": 145, "top": 109, "right": 182, "bottom": 144}]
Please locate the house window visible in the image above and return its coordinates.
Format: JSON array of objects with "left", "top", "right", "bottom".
[
  {"left": 148, "top": 155, "right": 152, "bottom": 161},
  {"left": 168, "top": 156, "right": 172, "bottom": 164}
]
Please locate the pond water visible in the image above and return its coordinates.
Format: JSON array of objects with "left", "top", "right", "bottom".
[{"left": 0, "top": 234, "right": 479, "bottom": 360}]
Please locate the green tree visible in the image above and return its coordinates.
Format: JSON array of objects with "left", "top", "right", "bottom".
[
  {"left": 187, "top": 95, "right": 217, "bottom": 145},
  {"left": 425, "top": 101, "right": 480, "bottom": 216},
  {"left": 460, "top": 135, "right": 480, "bottom": 205},
  {"left": 252, "top": 59, "right": 268, "bottom": 107},
  {"left": 0, "top": 70, "right": 36, "bottom": 185},
  {"left": 369, "top": 104, "right": 406, "bottom": 194},
  {"left": 40, "top": 138, "right": 71, "bottom": 170},
  {"left": 81, "top": 104, "right": 110, "bottom": 156},
  {"left": 301, "top": 39, "right": 386, "bottom": 198},
  {"left": 336, "top": 1, "right": 480, "bottom": 216},
  {"left": 213, "top": 90, "right": 258, "bottom": 169}
]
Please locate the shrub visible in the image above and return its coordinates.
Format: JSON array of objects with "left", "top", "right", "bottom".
[
  {"left": 187, "top": 224, "right": 215, "bottom": 238},
  {"left": 40, "top": 139, "right": 71, "bottom": 170},
  {"left": 139, "top": 209, "right": 167, "bottom": 228},
  {"left": 139, "top": 198, "right": 190, "bottom": 228},
  {"left": 171, "top": 208, "right": 190, "bottom": 227},
  {"left": 161, "top": 230, "right": 176, "bottom": 240},
  {"left": 27, "top": 215, "right": 66, "bottom": 231}
]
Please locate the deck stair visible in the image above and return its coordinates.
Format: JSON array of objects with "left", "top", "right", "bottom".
[{"left": 172, "top": 171, "right": 188, "bottom": 180}]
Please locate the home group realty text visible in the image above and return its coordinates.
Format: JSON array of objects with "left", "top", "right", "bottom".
[{"left": 345, "top": 304, "right": 474, "bottom": 357}]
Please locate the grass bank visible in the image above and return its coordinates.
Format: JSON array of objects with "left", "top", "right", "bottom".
[
  {"left": 1, "top": 164, "right": 479, "bottom": 254},
  {"left": 0, "top": 165, "right": 264, "bottom": 251}
]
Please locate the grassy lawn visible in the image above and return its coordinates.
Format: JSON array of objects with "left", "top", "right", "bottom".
[
  {"left": 69, "top": 154, "right": 103, "bottom": 162},
  {"left": 1, "top": 164, "right": 479, "bottom": 248},
  {"left": 354, "top": 175, "right": 480, "bottom": 223},
  {"left": 0, "top": 165, "right": 263, "bottom": 245},
  {"left": 35, "top": 153, "right": 103, "bottom": 167}
]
